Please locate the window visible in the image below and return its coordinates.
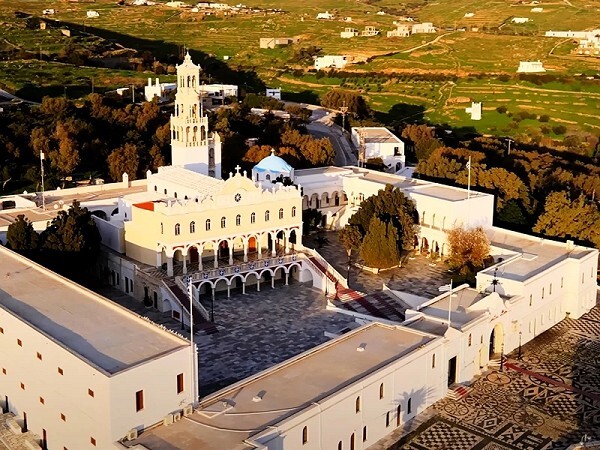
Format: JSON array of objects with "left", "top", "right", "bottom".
[
  {"left": 386, "top": 411, "right": 390, "bottom": 427},
  {"left": 174, "top": 192, "right": 178, "bottom": 199},
  {"left": 17, "top": 339, "right": 22, "bottom": 347},
  {"left": 407, "top": 398, "right": 412, "bottom": 414},
  {"left": 2, "top": 368, "right": 5, "bottom": 375},
  {"left": 60, "top": 413, "right": 66, "bottom": 422},
  {"left": 338, "top": 442, "right": 343, "bottom": 450},
  {"left": 58, "top": 367, "right": 63, "bottom": 375},
  {"left": 396, "top": 404, "right": 402, "bottom": 426},
  {"left": 88, "top": 389, "right": 94, "bottom": 398},
  {"left": 205, "top": 219, "right": 211, "bottom": 231},
  {"left": 154, "top": 185, "right": 157, "bottom": 192},
  {"left": 164, "top": 188, "right": 167, "bottom": 195},
  {"left": 90, "top": 437, "right": 96, "bottom": 447},
  {"left": 135, "top": 390, "right": 144, "bottom": 412},
  {"left": 350, "top": 433, "right": 355, "bottom": 450},
  {"left": 302, "top": 426, "right": 308, "bottom": 445},
  {"left": 362, "top": 426, "right": 367, "bottom": 442},
  {"left": 160, "top": 223, "right": 164, "bottom": 234},
  {"left": 177, "top": 373, "right": 184, "bottom": 394},
  {"left": 542, "top": 287, "right": 544, "bottom": 299},
  {"left": 0, "top": 326, "right": 3, "bottom": 334},
  {"left": 355, "top": 396, "right": 361, "bottom": 413},
  {"left": 37, "top": 352, "right": 42, "bottom": 361},
  {"left": 20, "top": 383, "right": 25, "bottom": 390},
  {"left": 292, "top": 206, "right": 297, "bottom": 217},
  {"left": 432, "top": 353, "right": 436, "bottom": 368},
  {"left": 221, "top": 216, "right": 226, "bottom": 228},
  {"left": 265, "top": 210, "right": 270, "bottom": 222},
  {"left": 174, "top": 223, "right": 181, "bottom": 236},
  {"left": 550, "top": 283, "right": 552, "bottom": 295},
  {"left": 561, "top": 277, "right": 564, "bottom": 288},
  {"left": 529, "top": 294, "right": 532, "bottom": 306},
  {"left": 39, "top": 397, "right": 44, "bottom": 405},
  {"left": 582, "top": 273, "right": 585, "bottom": 284},
  {"left": 236, "top": 214, "right": 241, "bottom": 226},
  {"left": 279, "top": 208, "right": 284, "bottom": 219},
  {"left": 190, "top": 221, "right": 196, "bottom": 233},
  {"left": 379, "top": 383, "right": 384, "bottom": 399},
  {"left": 251, "top": 212, "right": 256, "bottom": 224},
  {"left": 468, "top": 334, "right": 472, "bottom": 347}
]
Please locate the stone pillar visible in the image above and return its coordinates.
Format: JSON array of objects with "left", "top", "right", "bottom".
[
  {"left": 285, "top": 230, "right": 290, "bottom": 254},
  {"left": 271, "top": 277, "right": 275, "bottom": 289},
  {"left": 243, "top": 241, "right": 248, "bottom": 263},
  {"left": 156, "top": 251, "right": 162, "bottom": 268},
  {"left": 242, "top": 282, "right": 246, "bottom": 295},
  {"left": 271, "top": 233, "right": 276, "bottom": 257},
  {"left": 227, "top": 284, "right": 230, "bottom": 298},
  {"left": 167, "top": 257, "right": 174, "bottom": 277},
  {"left": 228, "top": 241, "right": 233, "bottom": 266},
  {"left": 183, "top": 256, "right": 187, "bottom": 275},
  {"left": 257, "top": 279, "right": 261, "bottom": 292},
  {"left": 213, "top": 247, "right": 218, "bottom": 269},
  {"left": 285, "top": 273, "right": 289, "bottom": 285}
]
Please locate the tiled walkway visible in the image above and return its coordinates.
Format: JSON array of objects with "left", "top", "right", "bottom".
[{"left": 375, "top": 300, "right": 600, "bottom": 450}]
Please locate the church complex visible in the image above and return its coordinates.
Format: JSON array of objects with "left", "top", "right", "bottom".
[{"left": 0, "top": 55, "right": 598, "bottom": 449}]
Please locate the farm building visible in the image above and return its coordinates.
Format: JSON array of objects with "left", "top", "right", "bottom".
[
  {"left": 316, "top": 11, "right": 334, "bottom": 20},
  {"left": 314, "top": 55, "right": 349, "bottom": 70},
  {"left": 511, "top": 17, "right": 530, "bottom": 23},
  {"left": 259, "top": 37, "right": 297, "bottom": 49},
  {"left": 387, "top": 24, "right": 411, "bottom": 37},
  {"left": 517, "top": 60, "right": 545, "bottom": 73},
  {"left": 362, "top": 26, "right": 380, "bottom": 37},
  {"left": 465, "top": 102, "right": 482, "bottom": 121},
  {"left": 412, "top": 22, "right": 436, "bottom": 34},
  {"left": 340, "top": 28, "right": 359, "bottom": 38},
  {"left": 266, "top": 88, "right": 281, "bottom": 100}
]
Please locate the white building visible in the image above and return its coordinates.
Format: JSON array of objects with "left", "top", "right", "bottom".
[
  {"left": 340, "top": 27, "right": 359, "bottom": 38},
  {"left": 531, "top": 7, "right": 544, "bottom": 12},
  {"left": 512, "top": 17, "right": 530, "bottom": 23},
  {"left": 411, "top": 22, "right": 436, "bottom": 34},
  {"left": 465, "top": 101, "right": 482, "bottom": 120},
  {"left": 351, "top": 127, "right": 406, "bottom": 172},
  {"left": 265, "top": 88, "right": 281, "bottom": 100},
  {"left": 144, "top": 78, "right": 177, "bottom": 103},
  {"left": 316, "top": 11, "right": 334, "bottom": 20},
  {"left": 252, "top": 150, "right": 295, "bottom": 185},
  {"left": 86, "top": 10, "right": 99, "bottom": 18},
  {"left": 0, "top": 245, "right": 197, "bottom": 450},
  {"left": 170, "top": 53, "right": 222, "bottom": 178},
  {"left": 197, "top": 83, "right": 238, "bottom": 104},
  {"left": 314, "top": 55, "right": 348, "bottom": 70},
  {"left": 387, "top": 24, "right": 411, "bottom": 37},
  {"left": 517, "top": 60, "right": 545, "bottom": 73}
]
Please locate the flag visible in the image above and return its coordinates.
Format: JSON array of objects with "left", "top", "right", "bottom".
[
  {"left": 465, "top": 159, "right": 470, "bottom": 170},
  {"left": 438, "top": 283, "right": 452, "bottom": 292}
]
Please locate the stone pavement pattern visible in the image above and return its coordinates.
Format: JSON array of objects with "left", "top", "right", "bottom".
[
  {"left": 0, "top": 413, "right": 38, "bottom": 450},
  {"left": 378, "top": 301, "right": 600, "bottom": 450}
]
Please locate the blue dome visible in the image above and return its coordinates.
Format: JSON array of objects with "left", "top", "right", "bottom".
[{"left": 254, "top": 153, "right": 293, "bottom": 173}]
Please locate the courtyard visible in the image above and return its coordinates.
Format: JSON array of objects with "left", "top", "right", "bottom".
[{"left": 372, "top": 299, "right": 600, "bottom": 450}]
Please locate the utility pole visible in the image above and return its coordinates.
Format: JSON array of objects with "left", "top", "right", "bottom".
[
  {"left": 187, "top": 277, "right": 197, "bottom": 405},
  {"left": 507, "top": 138, "right": 513, "bottom": 155},
  {"left": 40, "top": 152, "right": 45, "bottom": 211},
  {"left": 131, "top": 84, "right": 135, "bottom": 104},
  {"left": 340, "top": 104, "right": 348, "bottom": 134}
]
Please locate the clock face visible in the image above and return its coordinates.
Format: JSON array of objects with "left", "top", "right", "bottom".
[{"left": 234, "top": 193, "right": 242, "bottom": 202}]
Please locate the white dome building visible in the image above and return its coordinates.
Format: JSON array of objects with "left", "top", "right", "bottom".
[{"left": 252, "top": 150, "right": 295, "bottom": 185}]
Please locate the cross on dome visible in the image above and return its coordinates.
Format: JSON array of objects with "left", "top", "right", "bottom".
[
  {"left": 234, "top": 165, "right": 241, "bottom": 174},
  {"left": 270, "top": 148, "right": 275, "bottom": 155}
]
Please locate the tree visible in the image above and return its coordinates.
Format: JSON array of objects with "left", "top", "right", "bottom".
[
  {"left": 6, "top": 215, "right": 39, "bottom": 253},
  {"left": 360, "top": 217, "right": 400, "bottom": 269},
  {"left": 446, "top": 226, "right": 491, "bottom": 276},
  {"left": 40, "top": 200, "right": 101, "bottom": 275},
  {"left": 302, "top": 208, "right": 323, "bottom": 235},
  {"left": 339, "top": 225, "right": 362, "bottom": 259},
  {"left": 321, "top": 90, "right": 370, "bottom": 118},
  {"left": 401, "top": 124, "right": 442, "bottom": 161},
  {"left": 107, "top": 143, "right": 140, "bottom": 181}
]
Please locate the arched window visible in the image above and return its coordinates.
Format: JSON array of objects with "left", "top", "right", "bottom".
[
  {"left": 468, "top": 334, "right": 472, "bottom": 347},
  {"left": 279, "top": 208, "right": 284, "bottom": 219},
  {"left": 292, "top": 206, "right": 296, "bottom": 217},
  {"left": 190, "top": 221, "right": 195, "bottom": 233},
  {"left": 550, "top": 283, "right": 552, "bottom": 295},
  {"left": 221, "top": 217, "right": 226, "bottom": 228},
  {"left": 355, "top": 396, "right": 360, "bottom": 413},
  {"left": 236, "top": 214, "right": 241, "bottom": 226},
  {"left": 396, "top": 404, "right": 401, "bottom": 426},
  {"left": 174, "top": 223, "right": 181, "bottom": 236},
  {"left": 160, "top": 222, "right": 163, "bottom": 234},
  {"left": 362, "top": 426, "right": 367, "bottom": 442},
  {"left": 542, "top": 287, "right": 545, "bottom": 299},
  {"left": 251, "top": 212, "right": 256, "bottom": 224},
  {"left": 379, "top": 383, "right": 384, "bottom": 399},
  {"left": 164, "top": 189, "right": 167, "bottom": 195},
  {"left": 338, "top": 442, "right": 343, "bottom": 450},
  {"left": 407, "top": 398, "right": 412, "bottom": 414},
  {"left": 174, "top": 192, "right": 178, "bottom": 199},
  {"left": 205, "top": 219, "right": 211, "bottom": 231},
  {"left": 266, "top": 174, "right": 271, "bottom": 181},
  {"left": 432, "top": 353, "right": 436, "bottom": 368},
  {"left": 350, "top": 433, "right": 355, "bottom": 450},
  {"left": 265, "top": 210, "right": 270, "bottom": 222},
  {"left": 529, "top": 294, "right": 533, "bottom": 306},
  {"left": 154, "top": 185, "right": 157, "bottom": 192},
  {"left": 386, "top": 411, "right": 390, "bottom": 427},
  {"left": 302, "top": 426, "right": 308, "bottom": 445}
]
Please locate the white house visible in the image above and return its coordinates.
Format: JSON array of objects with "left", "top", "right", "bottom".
[
  {"left": 465, "top": 101, "right": 482, "bottom": 120},
  {"left": 316, "top": 11, "right": 334, "bottom": 19},
  {"left": 411, "top": 22, "right": 436, "bottom": 34},
  {"left": 0, "top": 245, "right": 197, "bottom": 450},
  {"left": 517, "top": 60, "right": 545, "bottom": 73},
  {"left": 144, "top": 78, "right": 177, "bottom": 103},
  {"left": 314, "top": 55, "right": 348, "bottom": 70},
  {"left": 86, "top": 10, "right": 99, "bottom": 18},
  {"left": 341, "top": 27, "right": 359, "bottom": 38},
  {"left": 531, "top": 7, "right": 544, "bottom": 12},
  {"left": 387, "top": 24, "right": 411, "bottom": 37},
  {"left": 42, "top": 8, "right": 55, "bottom": 15},
  {"left": 511, "top": 17, "right": 530, "bottom": 23},
  {"left": 351, "top": 127, "right": 406, "bottom": 172},
  {"left": 265, "top": 88, "right": 281, "bottom": 100}
]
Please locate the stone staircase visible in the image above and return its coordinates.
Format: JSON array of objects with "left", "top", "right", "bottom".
[
  {"left": 163, "top": 281, "right": 219, "bottom": 335},
  {"left": 447, "top": 385, "right": 473, "bottom": 401}
]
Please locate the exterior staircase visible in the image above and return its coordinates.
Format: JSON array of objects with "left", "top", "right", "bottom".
[
  {"left": 162, "top": 280, "right": 219, "bottom": 335},
  {"left": 447, "top": 385, "right": 473, "bottom": 400}
]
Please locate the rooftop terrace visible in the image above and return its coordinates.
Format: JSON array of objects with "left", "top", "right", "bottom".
[{"left": 0, "top": 246, "right": 188, "bottom": 375}]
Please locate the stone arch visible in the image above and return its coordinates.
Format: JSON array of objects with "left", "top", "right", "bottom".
[
  {"left": 332, "top": 191, "right": 340, "bottom": 206},
  {"left": 201, "top": 125, "right": 207, "bottom": 141},
  {"left": 192, "top": 126, "right": 198, "bottom": 142},
  {"left": 489, "top": 323, "right": 504, "bottom": 359},
  {"left": 321, "top": 192, "right": 329, "bottom": 207},
  {"left": 286, "top": 262, "right": 302, "bottom": 273},
  {"left": 310, "top": 193, "right": 319, "bottom": 209},
  {"left": 302, "top": 196, "right": 309, "bottom": 210}
]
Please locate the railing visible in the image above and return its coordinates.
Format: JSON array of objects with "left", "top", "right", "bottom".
[
  {"left": 303, "top": 247, "right": 348, "bottom": 289},
  {"left": 186, "top": 253, "right": 300, "bottom": 282},
  {"left": 303, "top": 255, "right": 338, "bottom": 294},
  {"left": 174, "top": 276, "right": 210, "bottom": 321}
]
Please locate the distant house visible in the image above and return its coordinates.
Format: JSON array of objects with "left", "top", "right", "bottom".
[
  {"left": 316, "top": 11, "right": 334, "bottom": 20},
  {"left": 314, "top": 55, "right": 348, "bottom": 70},
  {"left": 362, "top": 26, "right": 380, "bottom": 37},
  {"left": 465, "top": 102, "right": 482, "bottom": 120},
  {"left": 343, "top": 16, "right": 352, "bottom": 22},
  {"left": 42, "top": 8, "right": 55, "bottom": 15},
  {"left": 86, "top": 10, "right": 100, "bottom": 18},
  {"left": 387, "top": 24, "right": 411, "bottom": 37},
  {"left": 259, "top": 37, "right": 297, "bottom": 49},
  {"left": 144, "top": 78, "right": 177, "bottom": 103},
  {"left": 464, "top": 12, "right": 475, "bottom": 18},
  {"left": 517, "top": 60, "right": 545, "bottom": 73},
  {"left": 412, "top": 22, "right": 436, "bottom": 34},
  {"left": 165, "top": 1, "right": 188, "bottom": 7},
  {"left": 511, "top": 17, "right": 530, "bottom": 23},
  {"left": 531, "top": 7, "right": 544, "bottom": 12},
  {"left": 265, "top": 88, "right": 281, "bottom": 100},
  {"left": 340, "top": 28, "right": 359, "bottom": 39}
]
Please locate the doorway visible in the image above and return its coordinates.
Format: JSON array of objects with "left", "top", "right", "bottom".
[
  {"left": 489, "top": 323, "right": 504, "bottom": 359},
  {"left": 448, "top": 356, "right": 457, "bottom": 386}
]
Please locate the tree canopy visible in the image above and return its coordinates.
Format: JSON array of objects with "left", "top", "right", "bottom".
[
  {"left": 446, "top": 226, "right": 491, "bottom": 277},
  {"left": 6, "top": 214, "right": 39, "bottom": 254}
]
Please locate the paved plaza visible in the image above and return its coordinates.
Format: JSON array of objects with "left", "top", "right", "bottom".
[{"left": 374, "top": 299, "right": 600, "bottom": 450}]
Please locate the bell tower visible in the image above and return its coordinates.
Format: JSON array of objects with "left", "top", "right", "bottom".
[{"left": 170, "top": 52, "right": 222, "bottom": 178}]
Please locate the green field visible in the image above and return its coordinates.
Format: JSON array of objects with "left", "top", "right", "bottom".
[{"left": 2, "top": 0, "right": 600, "bottom": 138}]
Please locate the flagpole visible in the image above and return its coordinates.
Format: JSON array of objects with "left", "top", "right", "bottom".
[
  {"left": 447, "top": 279, "right": 453, "bottom": 328},
  {"left": 467, "top": 156, "right": 471, "bottom": 200}
]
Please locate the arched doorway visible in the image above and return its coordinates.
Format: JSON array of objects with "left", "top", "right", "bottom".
[
  {"left": 489, "top": 323, "right": 504, "bottom": 359},
  {"left": 421, "top": 237, "right": 429, "bottom": 253},
  {"left": 219, "top": 240, "right": 229, "bottom": 258},
  {"left": 248, "top": 236, "right": 257, "bottom": 253},
  {"left": 189, "top": 247, "right": 199, "bottom": 263}
]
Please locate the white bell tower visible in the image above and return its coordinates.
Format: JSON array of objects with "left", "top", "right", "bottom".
[{"left": 170, "top": 52, "right": 222, "bottom": 178}]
